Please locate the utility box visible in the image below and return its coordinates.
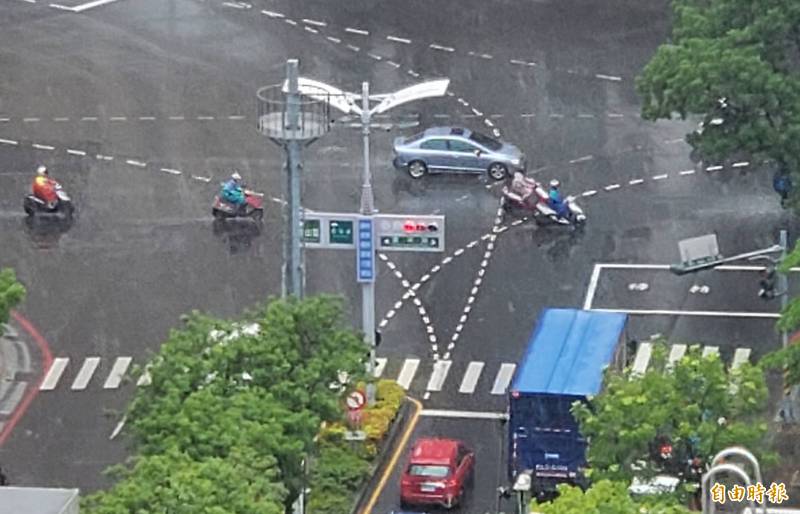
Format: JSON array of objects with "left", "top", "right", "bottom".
[{"left": 0, "top": 487, "right": 80, "bottom": 514}]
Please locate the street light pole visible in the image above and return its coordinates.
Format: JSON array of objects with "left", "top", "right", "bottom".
[
  {"left": 780, "top": 229, "right": 789, "bottom": 350},
  {"left": 360, "top": 81, "right": 378, "bottom": 406},
  {"left": 284, "top": 59, "right": 304, "bottom": 298},
  {"left": 288, "top": 76, "right": 450, "bottom": 406}
]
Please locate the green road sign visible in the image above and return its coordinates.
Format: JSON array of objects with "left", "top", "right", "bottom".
[
  {"left": 302, "top": 219, "right": 321, "bottom": 244},
  {"left": 329, "top": 219, "right": 354, "bottom": 245},
  {"left": 380, "top": 235, "right": 439, "bottom": 249}
]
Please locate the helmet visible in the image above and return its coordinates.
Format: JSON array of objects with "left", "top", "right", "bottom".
[
  {"left": 231, "top": 172, "right": 242, "bottom": 182},
  {"left": 549, "top": 179, "right": 560, "bottom": 189},
  {"left": 37, "top": 165, "right": 48, "bottom": 176}
]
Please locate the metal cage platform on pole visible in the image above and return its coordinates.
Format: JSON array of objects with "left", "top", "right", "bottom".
[{"left": 256, "top": 60, "right": 332, "bottom": 298}]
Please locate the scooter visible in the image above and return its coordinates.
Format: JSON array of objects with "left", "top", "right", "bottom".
[
  {"left": 533, "top": 186, "right": 587, "bottom": 226},
  {"left": 23, "top": 182, "right": 74, "bottom": 219},
  {"left": 212, "top": 189, "right": 264, "bottom": 221},
  {"left": 501, "top": 174, "right": 541, "bottom": 214}
]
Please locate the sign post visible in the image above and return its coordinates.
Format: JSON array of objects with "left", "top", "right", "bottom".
[{"left": 344, "top": 390, "right": 367, "bottom": 441}]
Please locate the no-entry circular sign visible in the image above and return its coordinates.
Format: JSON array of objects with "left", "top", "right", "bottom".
[{"left": 346, "top": 390, "right": 366, "bottom": 411}]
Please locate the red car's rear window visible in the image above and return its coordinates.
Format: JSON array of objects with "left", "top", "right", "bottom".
[{"left": 407, "top": 465, "right": 450, "bottom": 478}]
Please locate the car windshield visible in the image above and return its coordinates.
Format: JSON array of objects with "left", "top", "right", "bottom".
[
  {"left": 468, "top": 131, "right": 502, "bottom": 151},
  {"left": 405, "top": 132, "right": 425, "bottom": 144},
  {"left": 408, "top": 465, "right": 450, "bottom": 478}
]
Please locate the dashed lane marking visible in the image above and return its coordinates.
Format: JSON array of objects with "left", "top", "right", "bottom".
[
  {"left": 629, "top": 178, "right": 644, "bottom": 185},
  {"left": 71, "top": 357, "right": 100, "bottom": 391},
  {"left": 652, "top": 173, "right": 669, "bottom": 180},
  {"left": 103, "top": 357, "right": 132, "bottom": 389},
  {"left": 0, "top": 139, "right": 19, "bottom": 145},
  {"left": 40, "top": 357, "right": 69, "bottom": 391},
  {"left": 459, "top": 361, "right": 484, "bottom": 394},
  {"left": 301, "top": 18, "right": 326, "bottom": 26},
  {"left": 126, "top": 159, "right": 147, "bottom": 168},
  {"left": 160, "top": 168, "right": 182, "bottom": 175},
  {"left": 387, "top": 35, "right": 411, "bottom": 44},
  {"left": 32, "top": 144, "right": 55, "bottom": 150},
  {"left": 66, "top": 149, "right": 86, "bottom": 156},
  {"left": 490, "top": 363, "right": 516, "bottom": 395},
  {"left": 345, "top": 27, "right": 369, "bottom": 35},
  {"left": 595, "top": 74, "right": 623, "bottom": 81},
  {"left": 429, "top": 43, "right": 456, "bottom": 52}
]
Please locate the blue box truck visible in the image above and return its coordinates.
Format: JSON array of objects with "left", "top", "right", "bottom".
[{"left": 507, "top": 308, "right": 628, "bottom": 498}]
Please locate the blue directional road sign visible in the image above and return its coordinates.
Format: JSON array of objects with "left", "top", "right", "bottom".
[{"left": 357, "top": 217, "right": 375, "bottom": 283}]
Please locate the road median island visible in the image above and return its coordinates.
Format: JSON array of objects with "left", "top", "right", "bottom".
[
  {"left": 308, "top": 379, "right": 411, "bottom": 514},
  {"left": 0, "top": 321, "right": 36, "bottom": 437}
]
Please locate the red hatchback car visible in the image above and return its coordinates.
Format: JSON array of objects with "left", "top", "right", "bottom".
[{"left": 400, "top": 438, "right": 475, "bottom": 509}]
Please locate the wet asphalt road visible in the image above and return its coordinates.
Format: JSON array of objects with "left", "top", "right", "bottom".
[{"left": 1, "top": 0, "right": 797, "bottom": 507}]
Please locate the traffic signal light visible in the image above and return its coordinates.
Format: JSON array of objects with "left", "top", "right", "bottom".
[
  {"left": 403, "top": 219, "right": 439, "bottom": 233},
  {"left": 759, "top": 266, "right": 777, "bottom": 299},
  {"left": 376, "top": 214, "right": 445, "bottom": 252}
]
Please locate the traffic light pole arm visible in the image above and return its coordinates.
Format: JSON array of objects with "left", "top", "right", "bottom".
[{"left": 669, "top": 244, "right": 783, "bottom": 275}]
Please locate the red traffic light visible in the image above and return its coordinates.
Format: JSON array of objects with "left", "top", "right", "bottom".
[{"left": 403, "top": 220, "right": 439, "bottom": 233}]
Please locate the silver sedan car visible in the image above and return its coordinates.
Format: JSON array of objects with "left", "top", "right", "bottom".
[{"left": 392, "top": 127, "right": 526, "bottom": 180}]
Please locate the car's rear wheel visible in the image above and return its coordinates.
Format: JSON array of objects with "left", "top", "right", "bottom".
[
  {"left": 488, "top": 162, "right": 508, "bottom": 181},
  {"left": 408, "top": 160, "right": 428, "bottom": 179}
]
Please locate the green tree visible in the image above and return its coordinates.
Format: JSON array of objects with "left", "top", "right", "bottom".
[
  {"left": 124, "top": 295, "right": 367, "bottom": 507},
  {"left": 0, "top": 268, "right": 25, "bottom": 328},
  {"left": 761, "top": 240, "right": 800, "bottom": 384},
  {"left": 83, "top": 448, "right": 286, "bottom": 514},
  {"left": 573, "top": 341, "right": 773, "bottom": 500},
  {"left": 530, "top": 480, "right": 692, "bottom": 514},
  {"left": 637, "top": 0, "right": 800, "bottom": 195}
]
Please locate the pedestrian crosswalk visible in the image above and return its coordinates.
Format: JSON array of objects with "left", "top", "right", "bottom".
[
  {"left": 35, "top": 344, "right": 756, "bottom": 395},
  {"left": 631, "top": 342, "right": 752, "bottom": 375},
  {"left": 373, "top": 357, "right": 518, "bottom": 397},
  {"left": 39, "top": 356, "right": 144, "bottom": 392}
]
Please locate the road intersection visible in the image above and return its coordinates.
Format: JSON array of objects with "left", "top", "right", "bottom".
[{"left": 1, "top": 0, "right": 796, "bottom": 509}]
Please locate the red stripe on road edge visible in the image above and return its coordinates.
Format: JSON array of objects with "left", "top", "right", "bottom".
[{"left": 0, "top": 311, "right": 54, "bottom": 446}]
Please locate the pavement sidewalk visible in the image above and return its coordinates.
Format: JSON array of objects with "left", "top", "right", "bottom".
[{"left": 0, "top": 323, "right": 33, "bottom": 434}]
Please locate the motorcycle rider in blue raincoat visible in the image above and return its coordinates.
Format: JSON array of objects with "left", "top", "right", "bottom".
[
  {"left": 547, "top": 179, "right": 569, "bottom": 218},
  {"left": 221, "top": 171, "right": 246, "bottom": 211}
]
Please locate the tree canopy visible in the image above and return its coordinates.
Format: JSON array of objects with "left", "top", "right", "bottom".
[
  {"left": 0, "top": 268, "right": 25, "bottom": 328},
  {"left": 761, "top": 240, "right": 800, "bottom": 385},
  {"left": 572, "top": 340, "right": 773, "bottom": 501},
  {"left": 637, "top": 0, "right": 800, "bottom": 194},
  {"left": 530, "top": 480, "right": 692, "bottom": 514},
  {"left": 85, "top": 295, "right": 369, "bottom": 513}
]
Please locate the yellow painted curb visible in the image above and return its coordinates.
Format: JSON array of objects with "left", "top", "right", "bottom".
[{"left": 360, "top": 396, "right": 423, "bottom": 514}]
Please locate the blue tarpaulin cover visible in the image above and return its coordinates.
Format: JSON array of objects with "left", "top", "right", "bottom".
[{"left": 511, "top": 309, "right": 627, "bottom": 396}]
